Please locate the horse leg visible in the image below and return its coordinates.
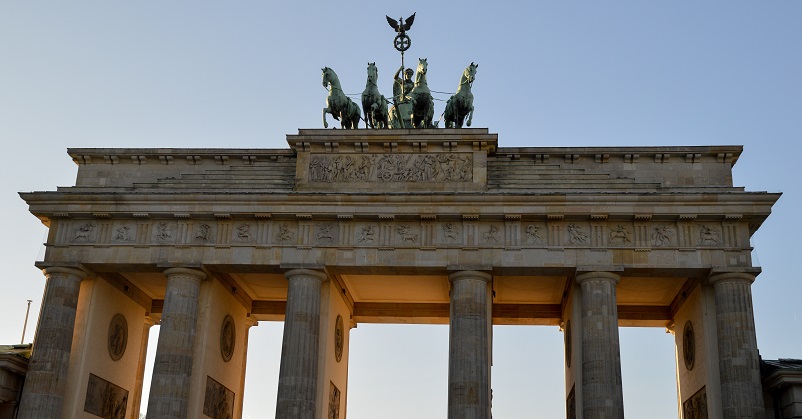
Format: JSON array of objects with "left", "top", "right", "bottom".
[
  {"left": 323, "top": 107, "right": 329, "bottom": 128},
  {"left": 466, "top": 105, "right": 474, "bottom": 127}
]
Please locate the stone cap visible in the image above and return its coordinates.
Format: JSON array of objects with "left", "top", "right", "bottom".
[{"left": 288, "top": 128, "right": 498, "bottom": 154}]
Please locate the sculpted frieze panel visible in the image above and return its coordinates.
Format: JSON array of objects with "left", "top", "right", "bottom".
[
  {"left": 355, "top": 224, "right": 378, "bottom": 245},
  {"left": 71, "top": 222, "right": 97, "bottom": 243},
  {"left": 153, "top": 221, "right": 176, "bottom": 243},
  {"left": 234, "top": 223, "right": 252, "bottom": 243},
  {"left": 608, "top": 224, "right": 632, "bottom": 246},
  {"left": 308, "top": 153, "right": 473, "bottom": 183},
  {"left": 440, "top": 222, "right": 461, "bottom": 245},
  {"left": 652, "top": 225, "right": 675, "bottom": 247},
  {"left": 524, "top": 224, "right": 545, "bottom": 245},
  {"left": 697, "top": 224, "right": 721, "bottom": 246},
  {"left": 481, "top": 224, "right": 503, "bottom": 245},
  {"left": 112, "top": 223, "right": 135, "bottom": 243},
  {"left": 83, "top": 374, "right": 128, "bottom": 419},
  {"left": 566, "top": 223, "right": 589, "bottom": 246},
  {"left": 315, "top": 223, "right": 338, "bottom": 245}
]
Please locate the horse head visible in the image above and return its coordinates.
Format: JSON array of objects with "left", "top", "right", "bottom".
[
  {"left": 366, "top": 62, "right": 378, "bottom": 85},
  {"left": 417, "top": 58, "right": 428, "bottom": 76},
  {"left": 322, "top": 67, "right": 331, "bottom": 88},
  {"left": 465, "top": 62, "right": 478, "bottom": 84}
]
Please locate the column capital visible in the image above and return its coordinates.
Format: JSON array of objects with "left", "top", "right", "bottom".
[
  {"left": 284, "top": 268, "right": 328, "bottom": 282},
  {"left": 708, "top": 272, "right": 756, "bottom": 287},
  {"left": 163, "top": 267, "right": 207, "bottom": 281},
  {"left": 576, "top": 271, "right": 621, "bottom": 285},
  {"left": 448, "top": 270, "right": 492, "bottom": 283},
  {"left": 143, "top": 316, "right": 157, "bottom": 328},
  {"left": 245, "top": 316, "right": 258, "bottom": 328},
  {"left": 41, "top": 266, "right": 88, "bottom": 280}
]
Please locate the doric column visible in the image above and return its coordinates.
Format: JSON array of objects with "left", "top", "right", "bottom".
[
  {"left": 131, "top": 316, "right": 156, "bottom": 419},
  {"left": 709, "top": 272, "right": 764, "bottom": 418},
  {"left": 275, "top": 268, "right": 327, "bottom": 419},
  {"left": 17, "top": 266, "right": 87, "bottom": 419},
  {"left": 576, "top": 271, "right": 624, "bottom": 419},
  {"left": 448, "top": 270, "right": 493, "bottom": 419},
  {"left": 146, "top": 267, "right": 206, "bottom": 419}
]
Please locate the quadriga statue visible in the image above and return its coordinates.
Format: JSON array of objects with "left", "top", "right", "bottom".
[
  {"left": 322, "top": 67, "right": 361, "bottom": 129},
  {"left": 444, "top": 62, "right": 477, "bottom": 128}
]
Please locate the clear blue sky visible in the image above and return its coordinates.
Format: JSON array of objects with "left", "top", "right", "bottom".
[{"left": 1, "top": 2, "right": 800, "bottom": 418}]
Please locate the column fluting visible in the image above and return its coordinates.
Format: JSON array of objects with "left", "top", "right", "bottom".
[
  {"left": 275, "top": 269, "right": 327, "bottom": 419},
  {"left": 17, "top": 267, "right": 87, "bottom": 419},
  {"left": 709, "top": 272, "right": 764, "bottom": 418},
  {"left": 448, "top": 270, "right": 493, "bottom": 419},
  {"left": 576, "top": 271, "right": 624, "bottom": 419},
  {"left": 146, "top": 267, "right": 206, "bottom": 419}
]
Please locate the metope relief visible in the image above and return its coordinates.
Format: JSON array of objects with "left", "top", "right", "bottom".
[
  {"left": 481, "top": 225, "right": 502, "bottom": 245},
  {"left": 652, "top": 225, "right": 675, "bottom": 246},
  {"left": 112, "top": 225, "right": 134, "bottom": 242},
  {"left": 274, "top": 223, "right": 296, "bottom": 244},
  {"left": 194, "top": 223, "right": 214, "bottom": 243},
  {"left": 107, "top": 314, "right": 127, "bottom": 362},
  {"left": 154, "top": 222, "right": 174, "bottom": 243},
  {"left": 234, "top": 223, "right": 252, "bottom": 243},
  {"left": 698, "top": 224, "right": 721, "bottom": 246},
  {"left": 524, "top": 224, "right": 544, "bottom": 245},
  {"left": 441, "top": 223, "right": 461, "bottom": 244},
  {"left": 72, "top": 223, "right": 97, "bottom": 243},
  {"left": 567, "top": 223, "right": 588, "bottom": 245},
  {"left": 315, "top": 223, "right": 337, "bottom": 244},
  {"left": 396, "top": 225, "right": 419, "bottom": 245},
  {"left": 356, "top": 225, "right": 377, "bottom": 245},
  {"left": 608, "top": 224, "right": 632, "bottom": 246},
  {"left": 309, "top": 153, "right": 473, "bottom": 183}
]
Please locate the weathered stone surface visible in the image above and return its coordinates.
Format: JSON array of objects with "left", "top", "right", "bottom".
[
  {"left": 146, "top": 267, "right": 206, "bottom": 419},
  {"left": 17, "top": 267, "right": 86, "bottom": 419}
]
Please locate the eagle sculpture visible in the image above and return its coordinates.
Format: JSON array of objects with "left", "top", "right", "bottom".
[{"left": 386, "top": 13, "right": 416, "bottom": 35}]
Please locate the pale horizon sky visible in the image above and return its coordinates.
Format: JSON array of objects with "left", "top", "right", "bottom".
[{"left": 1, "top": 2, "right": 801, "bottom": 418}]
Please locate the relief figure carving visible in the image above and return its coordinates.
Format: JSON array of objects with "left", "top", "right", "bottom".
[
  {"left": 609, "top": 224, "right": 632, "bottom": 245},
  {"left": 698, "top": 225, "right": 721, "bottom": 246},
  {"left": 682, "top": 386, "right": 708, "bottom": 419},
  {"left": 203, "top": 377, "right": 234, "bottom": 419},
  {"left": 156, "top": 222, "right": 172, "bottom": 241},
  {"left": 482, "top": 225, "right": 501, "bottom": 244},
  {"left": 113, "top": 226, "right": 133, "bottom": 242},
  {"left": 567, "top": 224, "right": 588, "bottom": 245},
  {"left": 397, "top": 225, "right": 418, "bottom": 244},
  {"left": 652, "top": 225, "right": 674, "bottom": 246},
  {"left": 442, "top": 223, "right": 459, "bottom": 242},
  {"left": 357, "top": 226, "right": 376, "bottom": 244},
  {"left": 316, "top": 223, "right": 334, "bottom": 243},
  {"left": 72, "top": 223, "right": 96, "bottom": 243},
  {"left": 525, "top": 225, "right": 543, "bottom": 244},
  {"left": 195, "top": 224, "right": 212, "bottom": 242},
  {"left": 309, "top": 153, "right": 472, "bottom": 183},
  {"left": 235, "top": 224, "right": 251, "bottom": 242},
  {"left": 275, "top": 224, "right": 294, "bottom": 243}
]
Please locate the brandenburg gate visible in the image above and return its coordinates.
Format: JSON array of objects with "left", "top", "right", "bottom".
[{"left": 17, "top": 129, "right": 779, "bottom": 418}]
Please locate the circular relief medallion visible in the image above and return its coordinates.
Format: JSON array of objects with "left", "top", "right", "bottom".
[
  {"left": 220, "top": 315, "right": 236, "bottom": 362},
  {"left": 683, "top": 320, "right": 695, "bottom": 371},
  {"left": 564, "top": 320, "right": 572, "bottom": 368},
  {"left": 108, "top": 313, "right": 128, "bottom": 361},
  {"left": 334, "top": 315, "right": 344, "bottom": 363}
]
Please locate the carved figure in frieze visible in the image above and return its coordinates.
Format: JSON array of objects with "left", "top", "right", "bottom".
[
  {"left": 316, "top": 223, "right": 334, "bottom": 243},
  {"left": 609, "top": 224, "right": 632, "bottom": 245},
  {"left": 442, "top": 223, "right": 459, "bottom": 242},
  {"left": 525, "top": 225, "right": 543, "bottom": 244},
  {"left": 397, "top": 225, "right": 418, "bottom": 244},
  {"left": 72, "top": 223, "right": 96, "bottom": 243},
  {"left": 204, "top": 377, "right": 234, "bottom": 419},
  {"left": 156, "top": 222, "right": 172, "bottom": 241},
  {"left": 309, "top": 153, "right": 472, "bottom": 183},
  {"left": 698, "top": 225, "right": 721, "bottom": 246},
  {"left": 113, "top": 226, "right": 133, "bottom": 242},
  {"left": 235, "top": 224, "right": 251, "bottom": 242},
  {"left": 682, "top": 387, "right": 708, "bottom": 419},
  {"left": 195, "top": 224, "right": 212, "bottom": 242},
  {"left": 567, "top": 224, "right": 588, "bottom": 245},
  {"left": 275, "top": 224, "right": 294, "bottom": 243},
  {"left": 357, "top": 226, "right": 376, "bottom": 244},
  {"left": 482, "top": 225, "right": 501, "bottom": 244},
  {"left": 652, "top": 225, "right": 674, "bottom": 246}
]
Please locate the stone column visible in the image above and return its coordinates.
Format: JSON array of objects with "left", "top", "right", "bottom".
[
  {"left": 576, "top": 271, "right": 624, "bottom": 419},
  {"left": 131, "top": 316, "right": 156, "bottom": 419},
  {"left": 709, "top": 272, "right": 764, "bottom": 418},
  {"left": 448, "top": 270, "right": 493, "bottom": 419},
  {"left": 275, "top": 269, "right": 327, "bottom": 419},
  {"left": 17, "top": 266, "right": 87, "bottom": 419},
  {"left": 146, "top": 267, "right": 206, "bottom": 419}
]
